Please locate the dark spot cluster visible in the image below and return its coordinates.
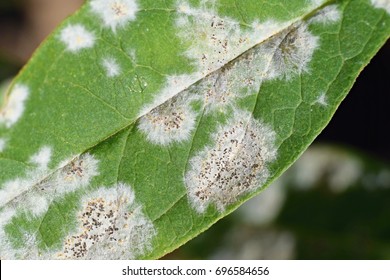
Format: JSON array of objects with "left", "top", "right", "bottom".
[
  {"left": 147, "top": 98, "right": 187, "bottom": 132},
  {"left": 193, "top": 120, "right": 267, "bottom": 210},
  {"left": 67, "top": 160, "right": 85, "bottom": 178},
  {"left": 111, "top": 2, "right": 127, "bottom": 17},
  {"left": 60, "top": 197, "right": 128, "bottom": 259}
]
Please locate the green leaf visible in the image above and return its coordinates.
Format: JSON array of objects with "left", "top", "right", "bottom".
[{"left": 0, "top": 0, "right": 389, "bottom": 259}]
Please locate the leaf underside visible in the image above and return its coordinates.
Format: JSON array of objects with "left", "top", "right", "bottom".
[{"left": 0, "top": 0, "right": 389, "bottom": 259}]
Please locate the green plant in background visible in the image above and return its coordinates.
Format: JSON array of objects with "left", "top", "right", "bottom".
[{"left": 0, "top": 0, "right": 389, "bottom": 259}]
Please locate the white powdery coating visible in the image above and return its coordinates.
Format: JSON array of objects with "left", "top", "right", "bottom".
[
  {"left": 57, "top": 183, "right": 156, "bottom": 260},
  {"left": 90, "top": 0, "right": 139, "bottom": 31},
  {"left": 261, "top": 22, "right": 319, "bottom": 80},
  {"left": 309, "top": 4, "right": 341, "bottom": 25},
  {"left": 102, "top": 57, "right": 121, "bottom": 77},
  {"left": 370, "top": 0, "right": 390, "bottom": 14},
  {"left": 308, "top": 0, "right": 327, "bottom": 7},
  {"left": 138, "top": 93, "right": 197, "bottom": 145},
  {"left": 0, "top": 84, "right": 29, "bottom": 128},
  {"left": 196, "top": 43, "right": 269, "bottom": 113},
  {"left": 0, "top": 224, "right": 44, "bottom": 260},
  {"left": 175, "top": 1, "right": 290, "bottom": 77},
  {"left": 0, "top": 178, "right": 36, "bottom": 209},
  {"left": 0, "top": 151, "right": 102, "bottom": 259},
  {"left": 314, "top": 92, "right": 327, "bottom": 106},
  {"left": 138, "top": 74, "right": 200, "bottom": 117},
  {"left": 0, "top": 138, "right": 6, "bottom": 152},
  {"left": 185, "top": 110, "right": 277, "bottom": 213},
  {"left": 54, "top": 153, "right": 99, "bottom": 194},
  {"left": 59, "top": 24, "right": 95, "bottom": 52},
  {"left": 0, "top": 208, "right": 17, "bottom": 259},
  {"left": 29, "top": 146, "right": 52, "bottom": 170},
  {"left": 0, "top": 152, "right": 99, "bottom": 218}
]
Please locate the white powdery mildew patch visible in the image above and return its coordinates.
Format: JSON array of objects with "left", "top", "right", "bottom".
[
  {"left": 309, "top": 4, "right": 341, "bottom": 25},
  {"left": 29, "top": 146, "right": 52, "bottom": 170},
  {"left": 175, "top": 1, "right": 289, "bottom": 77},
  {"left": 308, "top": 0, "right": 327, "bottom": 7},
  {"left": 59, "top": 24, "right": 95, "bottom": 52},
  {"left": 139, "top": 74, "right": 200, "bottom": 117},
  {"left": 196, "top": 43, "right": 269, "bottom": 113},
  {"left": 102, "top": 57, "right": 121, "bottom": 77},
  {"left": 0, "top": 222, "right": 46, "bottom": 259},
  {"left": 370, "top": 0, "right": 390, "bottom": 14},
  {"left": 0, "top": 150, "right": 102, "bottom": 259},
  {"left": 185, "top": 110, "right": 277, "bottom": 213},
  {"left": 314, "top": 92, "right": 327, "bottom": 106},
  {"left": 0, "top": 150, "right": 99, "bottom": 259},
  {"left": 260, "top": 22, "right": 319, "bottom": 80},
  {"left": 0, "top": 138, "right": 6, "bottom": 152},
  {"left": 0, "top": 84, "right": 29, "bottom": 128},
  {"left": 57, "top": 183, "right": 156, "bottom": 259},
  {"left": 54, "top": 153, "right": 99, "bottom": 194},
  {"left": 90, "top": 0, "right": 139, "bottom": 31},
  {"left": 15, "top": 152, "right": 99, "bottom": 215},
  {"left": 0, "top": 208, "right": 17, "bottom": 259},
  {"left": 138, "top": 93, "right": 197, "bottom": 146}
]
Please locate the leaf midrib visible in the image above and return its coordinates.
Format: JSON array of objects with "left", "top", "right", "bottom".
[{"left": 0, "top": 0, "right": 335, "bottom": 211}]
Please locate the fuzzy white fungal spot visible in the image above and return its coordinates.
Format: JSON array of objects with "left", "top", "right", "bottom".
[
  {"left": 175, "top": 1, "right": 289, "bottom": 77},
  {"left": 24, "top": 194, "right": 50, "bottom": 216},
  {"left": 196, "top": 44, "right": 269, "bottom": 113},
  {"left": 102, "top": 57, "right": 121, "bottom": 77},
  {"left": 0, "top": 207, "right": 17, "bottom": 259},
  {"left": 308, "top": 0, "right": 327, "bottom": 7},
  {"left": 0, "top": 178, "right": 36, "bottom": 209},
  {"left": 54, "top": 153, "right": 99, "bottom": 194},
  {"left": 0, "top": 151, "right": 97, "bottom": 217},
  {"left": 314, "top": 92, "right": 327, "bottom": 106},
  {"left": 370, "top": 0, "right": 390, "bottom": 14},
  {"left": 0, "top": 84, "right": 29, "bottom": 128},
  {"left": 90, "top": 0, "right": 139, "bottom": 31},
  {"left": 138, "top": 93, "right": 197, "bottom": 145},
  {"left": 59, "top": 24, "right": 95, "bottom": 52},
  {"left": 128, "top": 49, "right": 137, "bottom": 63},
  {"left": 0, "top": 225, "right": 44, "bottom": 260},
  {"left": 0, "top": 138, "right": 6, "bottom": 152},
  {"left": 0, "top": 149, "right": 102, "bottom": 259},
  {"left": 185, "top": 110, "right": 277, "bottom": 213},
  {"left": 261, "top": 22, "right": 319, "bottom": 80},
  {"left": 29, "top": 146, "right": 52, "bottom": 170},
  {"left": 309, "top": 4, "right": 341, "bottom": 25},
  {"left": 139, "top": 74, "right": 200, "bottom": 117},
  {"left": 57, "top": 183, "right": 156, "bottom": 259}
]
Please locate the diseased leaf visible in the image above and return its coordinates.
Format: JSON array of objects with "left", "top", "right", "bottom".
[{"left": 0, "top": 0, "right": 389, "bottom": 259}]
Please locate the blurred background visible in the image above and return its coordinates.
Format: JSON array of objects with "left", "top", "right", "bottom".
[{"left": 0, "top": 0, "right": 389, "bottom": 260}]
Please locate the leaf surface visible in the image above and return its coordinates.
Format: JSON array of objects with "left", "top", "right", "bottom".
[{"left": 0, "top": 0, "right": 389, "bottom": 259}]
